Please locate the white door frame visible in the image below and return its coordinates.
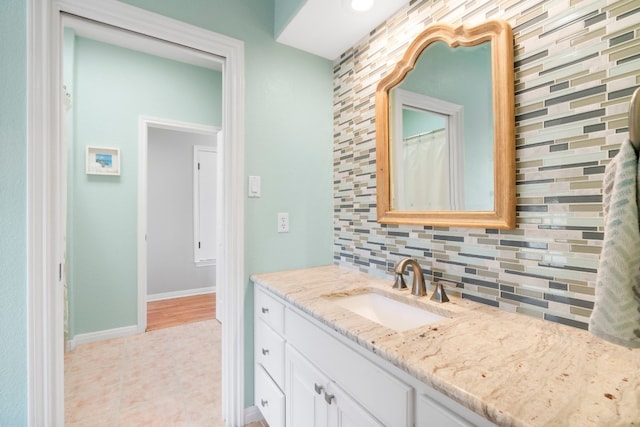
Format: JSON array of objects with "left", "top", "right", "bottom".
[
  {"left": 27, "top": 1, "right": 246, "bottom": 426},
  {"left": 138, "top": 117, "right": 221, "bottom": 331}
]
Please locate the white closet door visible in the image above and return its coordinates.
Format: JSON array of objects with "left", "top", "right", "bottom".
[{"left": 194, "top": 146, "right": 217, "bottom": 264}]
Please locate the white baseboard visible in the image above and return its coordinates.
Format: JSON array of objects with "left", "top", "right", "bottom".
[
  {"left": 66, "top": 324, "right": 139, "bottom": 352},
  {"left": 195, "top": 258, "right": 216, "bottom": 267},
  {"left": 147, "top": 286, "right": 216, "bottom": 302},
  {"left": 66, "top": 288, "right": 216, "bottom": 351},
  {"left": 243, "top": 406, "right": 263, "bottom": 424}
]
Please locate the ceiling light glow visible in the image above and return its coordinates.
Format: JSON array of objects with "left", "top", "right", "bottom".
[{"left": 351, "top": 0, "right": 374, "bottom": 12}]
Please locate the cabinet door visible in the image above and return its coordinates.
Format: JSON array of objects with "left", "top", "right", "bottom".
[
  {"left": 327, "top": 382, "right": 384, "bottom": 427},
  {"left": 286, "top": 345, "right": 329, "bottom": 427}
]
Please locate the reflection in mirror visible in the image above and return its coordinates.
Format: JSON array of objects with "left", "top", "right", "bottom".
[
  {"left": 391, "top": 41, "right": 493, "bottom": 212},
  {"left": 376, "top": 20, "right": 515, "bottom": 229},
  {"left": 395, "top": 105, "right": 451, "bottom": 211}
]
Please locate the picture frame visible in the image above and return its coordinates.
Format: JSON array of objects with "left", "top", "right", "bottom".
[{"left": 86, "top": 146, "right": 120, "bottom": 176}]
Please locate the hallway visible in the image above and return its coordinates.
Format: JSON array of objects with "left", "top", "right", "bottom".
[{"left": 146, "top": 293, "right": 216, "bottom": 332}]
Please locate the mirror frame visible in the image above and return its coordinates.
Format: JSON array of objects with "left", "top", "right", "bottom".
[{"left": 375, "top": 20, "right": 515, "bottom": 229}]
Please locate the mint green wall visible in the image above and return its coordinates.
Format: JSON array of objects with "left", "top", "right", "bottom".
[
  {"left": 400, "top": 41, "right": 493, "bottom": 210},
  {"left": 119, "top": 0, "right": 334, "bottom": 407},
  {"left": 0, "top": 0, "right": 27, "bottom": 424},
  {"left": 274, "top": 0, "right": 307, "bottom": 38},
  {"left": 68, "top": 36, "right": 222, "bottom": 337}
]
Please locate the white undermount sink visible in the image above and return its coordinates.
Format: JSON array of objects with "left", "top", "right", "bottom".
[{"left": 333, "top": 292, "right": 445, "bottom": 332}]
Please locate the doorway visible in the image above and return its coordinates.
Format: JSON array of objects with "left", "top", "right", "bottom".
[
  {"left": 141, "top": 121, "right": 222, "bottom": 329},
  {"left": 27, "top": 1, "right": 246, "bottom": 425},
  {"left": 62, "top": 15, "right": 222, "bottom": 343}
]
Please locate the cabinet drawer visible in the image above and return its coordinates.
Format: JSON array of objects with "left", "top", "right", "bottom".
[
  {"left": 255, "top": 364, "right": 285, "bottom": 427},
  {"left": 255, "top": 318, "right": 285, "bottom": 389},
  {"left": 286, "top": 308, "right": 412, "bottom": 427},
  {"left": 255, "top": 286, "right": 285, "bottom": 334}
]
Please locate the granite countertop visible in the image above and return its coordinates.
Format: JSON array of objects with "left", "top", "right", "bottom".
[{"left": 250, "top": 265, "right": 640, "bottom": 427}]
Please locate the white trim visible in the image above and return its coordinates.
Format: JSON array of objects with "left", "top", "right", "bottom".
[
  {"left": 28, "top": 1, "right": 246, "bottom": 426},
  {"left": 141, "top": 116, "right": 221, "bottom": 135},
  {"left": 217, "top": 36, "right": 246, "bottom": 427},
  {"left": 147, "top": 287, "right": 216, "bottom": 302},
  {"left": 62, "top": 14, "right": 222, "bottom": 71},
  {"left": 196, "top": 259, "right": 217, "bottom": 267},
  {"left": 28, "top": 1, "right": 64, "bottom": 424},
  {"left": 138, "top": 116, "right": 220, "bottom": 336},
  {"left": 66, "top": 325, "right": 138, "bottom": 352},
  {"left": 243, "top": 406, "right": 264, "bottom": 424}
]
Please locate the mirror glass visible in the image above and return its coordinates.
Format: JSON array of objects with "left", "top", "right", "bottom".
[
  {"left": 376, "top": 21, "right": 515, "bottom": 229},
  {"left": 390, "top": 41, "right": 493, "bottom": 212}
]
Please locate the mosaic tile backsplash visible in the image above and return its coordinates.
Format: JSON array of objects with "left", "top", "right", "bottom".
[{"left": 333, "top": 0, "right": 640, "bottom": 330}]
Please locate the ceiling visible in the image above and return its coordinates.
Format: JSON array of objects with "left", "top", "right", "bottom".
[{"left": 276, "top": 0, "right": 410, "bottom": 61}]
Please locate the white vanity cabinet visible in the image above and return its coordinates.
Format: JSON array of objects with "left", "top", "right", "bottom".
[{"left": 254, "top": 284, "right": 495, "bottom": 427}]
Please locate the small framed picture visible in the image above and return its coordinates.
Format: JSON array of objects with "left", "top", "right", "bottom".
[{"left": 86, "top": 146, "right": 120, "bottom": 176}]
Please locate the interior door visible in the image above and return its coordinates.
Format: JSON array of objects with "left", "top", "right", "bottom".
[{"left": 195, "top": 145, "right": 217, "bottom": 263}]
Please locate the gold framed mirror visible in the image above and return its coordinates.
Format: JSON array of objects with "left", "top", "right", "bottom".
[{"left": 375, "top": 20, "right": 515, "bottom": 229}]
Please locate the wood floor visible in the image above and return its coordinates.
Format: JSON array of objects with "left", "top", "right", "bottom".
[{"left": 146, "top": 293, "right": 216, "bottom": 331}]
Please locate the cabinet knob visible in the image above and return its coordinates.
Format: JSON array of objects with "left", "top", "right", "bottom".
[
  {"left": 261, "top": 399, "right": 268, "bottom": 407},
  {"left": 324, "top": 392, "right": 335, "bottom": 405},
  {"left": 314, "top": 383, "right": 324, "bottom": 395},
  {"left": 261, "top": 307, "right": 269, "bottom": 314},
  {"left": 261, "top": 348, "right": 269, "bottom": 355}
]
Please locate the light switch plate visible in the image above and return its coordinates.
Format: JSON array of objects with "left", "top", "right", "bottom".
[{"left": 248, "top": 175, "right": 261, "bottom": 198}]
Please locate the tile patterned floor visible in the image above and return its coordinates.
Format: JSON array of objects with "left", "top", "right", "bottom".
[{"left": 65, "top": 319, "right": 263, "bottom": 427}]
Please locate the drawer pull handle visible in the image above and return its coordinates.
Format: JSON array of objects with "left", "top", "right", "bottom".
[
  {"left": 314, "top": 383, "right": 324, "bottom": 395},
  {"left": 261, "top": 348, "right": 269, "bottom": 355},
  {"left": 261, "top": 399, "right": 268, "bottom": 407},
  {"left": 261, "top": 307, "right": 269, "bottom": 314},
  {"left": 324, "top": 392, "right": 335, "bottom": 405}
]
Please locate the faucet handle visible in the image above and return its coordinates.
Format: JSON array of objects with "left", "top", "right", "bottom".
[
  {"left": 430, "top": 282, "right": 450, "bottom": 303},
  {"left": 392, "top": 272, "right": 407, "bottom": 290}
]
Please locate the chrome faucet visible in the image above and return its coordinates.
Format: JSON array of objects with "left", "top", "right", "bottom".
[{"left": 393, "top": 258, "right": 427, "bottom": 297}]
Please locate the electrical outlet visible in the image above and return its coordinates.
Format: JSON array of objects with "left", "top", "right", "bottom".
[{"left": 277, "top": 212, "right": 289, "bottom": 233}]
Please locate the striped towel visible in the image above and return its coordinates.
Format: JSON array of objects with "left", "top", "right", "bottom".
[{"left": 589, "top": 139, "right": 640, "bottom": 348}]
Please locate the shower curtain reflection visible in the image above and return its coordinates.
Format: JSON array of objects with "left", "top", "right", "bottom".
[{"left": 401, "top": 129, "right": 449, "bottom": 211}]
